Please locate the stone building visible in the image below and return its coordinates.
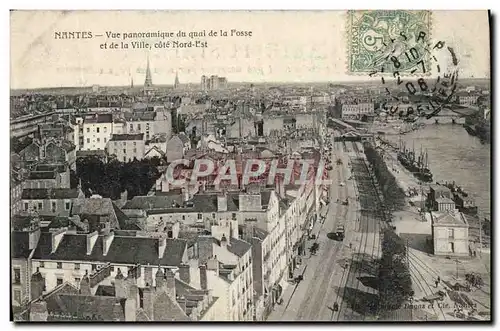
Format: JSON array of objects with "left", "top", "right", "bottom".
[{"left": 432, "top": 209, "right": 470, "bottom": 257}]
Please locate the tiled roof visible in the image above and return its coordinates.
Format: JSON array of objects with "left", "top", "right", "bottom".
[
  {"left": 84, "top": 113, "right": 113, "bottom": 124},
  {"left": 95, "top": 285, "right": 116, "bottom": 297},
  {"left": 123, "top": 111, "right": 156, "bottom": 121},
  {"left": 46, "top": 294, "right": 126, "bottom": 321},
  {"left": 227, "top": 238, "right": 251, "bottom": 257},
  {"left": 433, "top": 210, "right": 469, "bottom": 227},
  {"left": 22, "top": 188, "right": 81, "bottom": 200},
  {"left": 35, "top": 163, "right": 66, "bottom": 173},
  {"left": 11, "top": 231, "right": 33, "bottom": 258},
  {"left": 177, "top": 133, "right": 191, "bottom": 144},
  {"left": 76, "top": 150, "right": 107, "bottom": 158},
  {"left": 32, "top": 232, "right": 187, "bottom": 266},
  {"left": 110, "top": 133, "right": 144, "bottom": 141},
  {"left": 28, "top": 171, "right": 56, "bottom": 180},
  {"left": 72, "top": 198, "right": 125, "bottom": 230}
]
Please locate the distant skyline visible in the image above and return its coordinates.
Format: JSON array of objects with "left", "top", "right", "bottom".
[{"left": 11, "top": 10, "right": 490, "bottom": 89}]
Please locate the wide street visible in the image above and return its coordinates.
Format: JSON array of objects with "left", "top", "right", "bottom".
[{"left": 268, "top": 137, "right": 383, "bottom": 321}]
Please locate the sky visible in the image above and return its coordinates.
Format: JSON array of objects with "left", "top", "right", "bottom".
[{"left": 10, "top": 10, "right": 490, "bottom": 89}]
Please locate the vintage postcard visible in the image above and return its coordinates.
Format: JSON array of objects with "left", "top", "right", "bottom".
[{"left": 10, "top": 10, "right": 491, "bottom": 322}]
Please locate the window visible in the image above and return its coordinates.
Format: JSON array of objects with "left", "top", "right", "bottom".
[
  {"left": 74, "top": 263, "right": 80, "bottom": 270},
  {"left": 97, "top": 138, "right": 100, "bottom": 143},
  {"left": 87, "top": 128, "right": 90, "bottom": 133},
  {"left": 92, "top": 264, "right": 97, "bottom": 271},
  {"left": 212, "top": 213, "right": 216, "bottom": 219},
  {"left": 24, "top": 203, "right": 28, "bottom": 211},
  {"left": 123, "top": 156, "right": 126, "bottom": 162},
  {"left": 38, "top": 202, "right": 43, "bottom": 210},
  {"left": 57, "top": 278, "right": 63, "bottom": 286},
  {"left": 111, "top": 266, "right": 115, "bottom": 272},
  {"left": 137, "top": 124, "right": 141, "bottom": 131},
  {"left": 182, "top": 215, "right": 185, "bottom": 220},
  {"left": 57, "top": 262, "right": 62, "bottom": 269},
  {"left": 39, "top": 262, "right": 45, "bottom": 268},
  {"left": 104, "top": 138, "right": 107, "bottom": 143},
  {"left": 87, "top": 138, "right": 90, "bottom": 143},
  {"left": 96, "top": 127, "right": 100, "bottom": 133},
  {"left": 13, "top": 268, "right": 21, "bottom": 284},
  {"left": 232, "top": 213, "right": 237, "bottom": 220},
  {"left": 114, "top": 149, "right": 118, "bottom": 154},
  {"left": 133, "top": 141, "right": 137, "bottom": 146},
  {"left": 13, "top": 290, "right": 21, "bottom": 304},
  {"left": 65, "top": 202, "right": 71, "bottom": 210},
  {"left": 133, "top": 148, "right": 137, "bottom": 153},
  {"left": 51, "top": 201, "right": 56, "bottom": 212},
  {"left": 129, "top": 124, "right": 133, "bottom": 131},
  {"left": 123, "top": 149, "right": 126, "bottom": 154},
  {"left": 448, "top": 229, "right": 454, "bottom": 239},
  {"left": 197, "top": 213, "right": 202, "bottom": 220},
  {"left": 75, "top": 277, "right": 81, "bottom": 284},
  {"left": 104, "top": 127, "right": 107, "bottom": 133}
]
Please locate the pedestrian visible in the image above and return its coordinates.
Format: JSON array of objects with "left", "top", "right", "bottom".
[
  {"left": 437, "top": 276, "right": 441, "bottom": 284},
  {"left": 435, "top": 280, "right": 439, "bottom": 288},
  {"left": 349, "top": 243, "right": 352, "bottom": 249}
]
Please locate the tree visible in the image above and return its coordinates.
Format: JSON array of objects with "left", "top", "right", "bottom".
[
  {"left": 75, "top": 156, "right": 161, "bottom": 200},
  {"left": 363, "top": 142, "right": 406, "bottom": 210},
  {"left": 378, "top": 229, "right": 413, "bottom": 311}
]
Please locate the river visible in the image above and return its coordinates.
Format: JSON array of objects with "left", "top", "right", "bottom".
[{"left": 385, "top": 124, "right": 491, "bottom": 220}]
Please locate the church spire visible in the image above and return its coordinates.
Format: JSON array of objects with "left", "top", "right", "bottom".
[
  {"left": 144, "top": 56, "right": 153, "bottom": 87},
  {"left": 174, "top": 71, "right": 180, "bottom": 89}
]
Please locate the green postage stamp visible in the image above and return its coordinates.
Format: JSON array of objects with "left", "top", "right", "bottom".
[{"left": 347, "top": 10, "right": 432, "bottom": 75}]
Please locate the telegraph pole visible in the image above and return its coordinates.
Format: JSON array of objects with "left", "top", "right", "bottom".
[
  {"left": 478, "top": 212, "right": 483, "bottom": 258},
  {"left": 455, "top": 259, "right": 460, "bottom": 279}
]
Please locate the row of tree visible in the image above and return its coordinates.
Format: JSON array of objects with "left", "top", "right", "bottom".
[
  {"left": 378, "top": 228, "right": 413, "bottom": 311},
  {"left": 75, "top": 156, "right": 162, "bottom": 200},
  {"left": 361, "top": 142, "right": 413, "bottom": 313},
  {"left": 363, "top": 142, "right": 406, "bottom": 210}
]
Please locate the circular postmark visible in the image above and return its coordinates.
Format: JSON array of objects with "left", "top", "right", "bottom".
[{"left": 369, "top": 34, "right": 460, "bottom": 123}]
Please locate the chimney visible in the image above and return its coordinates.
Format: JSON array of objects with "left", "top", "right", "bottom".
[
  {"left": 103, "top": 231, "right": 114, "bottom": 256},
  {"left": 178, "top": 265, "right": 190, "bottom": 285},
  {"left": 178, "top": 296, "right": 187, "bottom": 314},
  {"left": 125, "top": 273, "right": 139, "bottom": 317},
  {"left": 28, "top": 218, "right": 41, "bottom": 250},
  {"left": 206, "top": 256, "right": 219, "bottom": 274},
  {"left": 30, "top": 300, "right": 48, "bottom": 321},
  {"left": 50, "top": 228, "right": 67, "bottom": 253},
  {"left": 199, "top": 265, "right": 207, "bottom": 290},
  {"left": 143, "top": 285, "right": 155, "bottom": 320},
  {"left": 158, "top": 237, "right": 167, "bottom": 259},
  {"left": 155, "top": 267, "right": 165, "bottom": 288},
  {"left": 80, "top": 271, "right": 91, "bottom": 295},
  {"left": 112, "top": 301, "right": 123, "bottom": 321},
  {"left": 165, "top": 269, "right": 176, "bottom": 299},
  {"left": 220, "top": 234, "right": 229, "bottom": 249},
  {"left": 124, "top": 295, "right": 137, "bottom": 321},
  {"left": 144, "top": 266, "right": 153, "bottom": 286},
  {"left": 114, "top": 269, "right": 128, "bottom": 299},
  {"left": 86, "top": 231, "right": 99, "bottom": 255},
  {"left": 30, "top": 268, "right": 45, "bottom": 300},
  {"left": 120, "top": 190, "right": 128, "bottom": 207},
  {"left": 217, "top": 193, "right": 228, "bottom": 212},
  {"left": 275, "top": 174, "right": 286, "bottom": 199},
  {"left": 182, "top": 187, "right": 190, "bottom": 202}
]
